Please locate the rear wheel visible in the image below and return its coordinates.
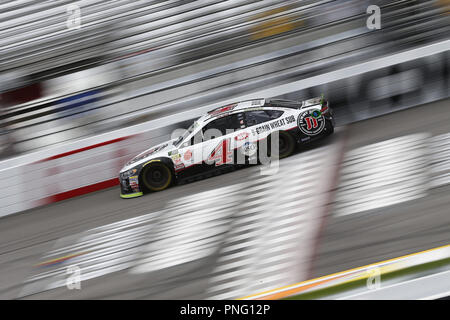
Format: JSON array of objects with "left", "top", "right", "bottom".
[
  {"left": 267, "top": 131, "right": 296, "bottom": 159},
  {"left": 325, "top": 120, "right": 334, "bottom": 136},
  {"left": 141, "top": 162, "right": 173, "bottom": 192}
]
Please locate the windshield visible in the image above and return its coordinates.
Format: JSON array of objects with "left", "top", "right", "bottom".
[{"left": 173, "top": 121, "right": 197, "bottom": 147}]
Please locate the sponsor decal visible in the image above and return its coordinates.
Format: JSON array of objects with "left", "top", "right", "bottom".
[
  {"left": 255, "top": 123, "right": 271, "bottom": 135},
  {"left": 255, "top": 117, "right": 288, "bottom": 134},
  {"left": 284, "top": 115, "right": 295, "bottom": 124},
  {"left": 311, "top": 109, "right": 322, "bottom": 119},
  {"left": 235, "top": 132, "right": 249, "bottom": 141},
  {"left": 240, "top": 141, "right": 257, "bottom": 157},
  {"left": 184, "top": 150, "right": 192, "bottom": 161},
  {"left": 254, "top": 115, "right": 297, "bottom": 135},
  {"left": 174, "top": 163, "right": 185, "bottom": 171},
  {"left": 129, "top": 175, "right": 139, "bottom": 192},
  {"left": 297, "top": 109, "right": 325, "bottom": 136},
  {"left": 208, "top": 103, "right": 237, "bottom": 116},
  {"left": 269, "top": 118, "right": 285, "bottom": 129},
  {"left": 171, "top": 153, "right": 181, "bottom": 162}
]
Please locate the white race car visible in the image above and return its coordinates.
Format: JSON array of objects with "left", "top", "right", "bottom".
[{"left": 119, "top": 97, "right": 334, "bottom": 198}]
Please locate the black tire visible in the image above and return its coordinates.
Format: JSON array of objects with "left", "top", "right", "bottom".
[
  {"left": 141, "top": 162, "right": 173, "bottom": 192},
  {"left": 267, "top": 131, "right": 296, "bottom": 159},
  {"left": 325, "top": 120, "right": 334, "bottom": 136}
]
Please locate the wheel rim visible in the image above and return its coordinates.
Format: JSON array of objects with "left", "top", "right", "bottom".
[{"left": 144, "top": 165, "right": 170, "bottom": 190}]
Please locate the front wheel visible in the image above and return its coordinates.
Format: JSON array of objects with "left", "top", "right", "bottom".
[
  {"left": 267, "top": 131, "right": 296, "bottom": 159},
  {"left": 141, "top": 162, "right": 173, "bottom": 192}
]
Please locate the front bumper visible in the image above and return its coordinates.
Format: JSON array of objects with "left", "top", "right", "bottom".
[
  {"left": 119, "top": 173, "right": 143, "bottom": 198},
  {"left": 120, "top": 192, "right": 143, "bottom": 199}
]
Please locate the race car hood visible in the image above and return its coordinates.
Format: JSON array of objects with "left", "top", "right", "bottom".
[{"left": 120, "top": 139, "right": 176, "bottom": 173}]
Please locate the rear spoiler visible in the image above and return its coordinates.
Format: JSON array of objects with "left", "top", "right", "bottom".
[
  {"left": 302, "top": 95, "right": 329, "bottom": 113},
  {"left": 303, "top": 96, "right": 324, "bottom": 107}
]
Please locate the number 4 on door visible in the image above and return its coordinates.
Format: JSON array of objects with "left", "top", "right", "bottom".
[{"left": 207, "top": 138, "right": 233, "bottom": 166}]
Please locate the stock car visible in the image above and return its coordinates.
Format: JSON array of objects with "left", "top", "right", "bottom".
[{"left": 119, "top": 97, "right": 334, "bottom": 198}]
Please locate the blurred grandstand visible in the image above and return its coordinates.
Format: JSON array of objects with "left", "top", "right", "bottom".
[
  {"left": 0, "top": 0, "right": 449, "bottom": 302},
  {"left": 0, "top": 0, "right": 449, "bottom": 158}
]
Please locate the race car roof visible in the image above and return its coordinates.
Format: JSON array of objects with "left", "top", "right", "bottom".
[
  {"left": 198, "top": 98, "right": 266, "bottom": 123},
  {"left": 197, "top": 96, "right": 319, "bottom": 125},
  {"left": 208, "top": 99, "right": 265, "bottom": 113}
]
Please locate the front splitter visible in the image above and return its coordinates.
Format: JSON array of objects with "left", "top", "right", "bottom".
[{"left": 120, "top": 192, "right": 143, "bottom": 199}]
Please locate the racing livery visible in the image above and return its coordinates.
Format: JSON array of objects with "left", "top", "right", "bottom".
[{"left": 119, "top": 97, "right": 335, "bottom": 198}]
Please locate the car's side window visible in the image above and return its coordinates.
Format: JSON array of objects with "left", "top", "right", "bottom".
[
  {"left": 201, "top": 111, "right": 257, "bottom": 140},
  {"left": 203, "top": 113, "right": 246, "bottom": 136},
  {"left": 245, "top": 110, "right": 284, "bottom": 126},
  {"left": 202, "top": 116, "right": 228, "bottom": 136},
  {"left": 265, "top": 110, "right": 284, "bottom": 119},
  {"left": 228, "top": 113, "right": 246, "bottom": 131},
  {"left": 188, "top": 129, "right": 204, "bottom": 146}
]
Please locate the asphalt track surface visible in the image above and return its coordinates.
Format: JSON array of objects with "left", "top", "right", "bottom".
[
  {"left": 311, "top": 99, "right": 450, "bottom": 279},
  {"left": 0, "top": 99, "right": 449, "bottom": 299},
  {"left": 336, "top": 269, "right": 450, "bottom": 300}
]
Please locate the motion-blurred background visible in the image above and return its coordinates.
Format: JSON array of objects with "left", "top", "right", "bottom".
[{"left": 0, "top": 0, "right": 448, "bottom": 157}]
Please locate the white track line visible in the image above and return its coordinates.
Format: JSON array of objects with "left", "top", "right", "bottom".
[{"left": 337, "top": 269, "right": 450, "bottom": 300}]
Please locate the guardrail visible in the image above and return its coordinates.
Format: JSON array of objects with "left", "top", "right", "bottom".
[{"left": 0, "top": 40, "right": 448, "bottom": 218}]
